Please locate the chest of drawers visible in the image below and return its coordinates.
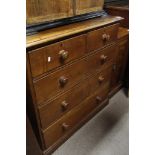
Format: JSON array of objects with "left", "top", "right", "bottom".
[{"left": 27, "top": 16, "right": 128, "bottom": 155}]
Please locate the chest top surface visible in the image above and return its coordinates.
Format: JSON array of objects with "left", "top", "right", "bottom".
[{"left": 26, "top": 16, "right": 123, "bottom": 50}]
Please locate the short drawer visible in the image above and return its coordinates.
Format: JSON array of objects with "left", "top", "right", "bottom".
[
  {"left": 34, "top": 44, "right": 116, "bottom": 105},
  {"left": 87, "top": 24, "right": 119, "bottom": 52},
  {"left": 38, "top": 65, "right": 112, "bottom": 129},
  {"left": 29, "top": 34, "right": 86, "bottom": 77},
  {"left": 86, "top": 44, "right": 116, "bottom": 75},
  {"left": 42, "top": 81, "right": 110, "bottom": 149}
]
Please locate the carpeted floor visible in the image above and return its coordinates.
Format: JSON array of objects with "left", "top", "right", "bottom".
[{"left": 53, "top": 89, "right": 129, "bottom": 155}]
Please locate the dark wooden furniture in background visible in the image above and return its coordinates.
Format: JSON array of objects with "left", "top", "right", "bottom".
[
  {"left": 105, "top": 0, "right": 129, "bottom": 28},
  {"left": 109, "top": 27, "right": 129, "bottom": 96},
  {"left": 105, "top": 0, "right": 129, "bottom": 90}
]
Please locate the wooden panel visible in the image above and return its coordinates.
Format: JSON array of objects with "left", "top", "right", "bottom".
[
  {"left": 87, "top": 23, "right": 119, "bottom": 52},
  {"left": 26, "top": 16, "right": 123, "bottom": 49},
  {"left": 75, "top": 0, "right": 104, "bottom": 15},
  {"left": 43, "top": 81, "right": 110, "bottom": 148},
  {"left": 110, "top": 38, "right": 128, "bottom": 89},
  {"left": 28, "top": 49, "right": 47, "bottom": 78},
  {"left": 38, "top": 65, "right": 112, "bottom": 129},
  {"left": 34, "top": 58, "right": 87, "bottom": 105},
  {"left": 38, "top": 77, "right": 89, "bottom": 129},
  {"left": 34, "top": 44, "right": 116, "bottom": 105},
  {"left": 29, "top": 34, "right": 86, "bottom": 77},
  {"left": 27, "top": 0, "right": 74, "bottom": 25},
  {"left": 86, "top": 44, "right": 116, "bottom": 75},
  {"left": 105, "top": 4, "right": 129, "bottom": 28}
]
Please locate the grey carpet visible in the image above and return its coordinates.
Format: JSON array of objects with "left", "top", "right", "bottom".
[{"left": 53, "top": 89, "right": 129, "bottom": 155}]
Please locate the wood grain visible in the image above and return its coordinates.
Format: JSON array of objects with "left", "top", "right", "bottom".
[
  {"left": 28, "top": 34, "right": 86, "bottom": 77},
  {"left": 27, "top": 0, "right": 74, "bottom": 25},
  {"left": 33, "top": 44, "right": 116, "bottom": 105},
  {"left": 75, "top": 0, "right": 104, "bottom": 15},
  {"left": 26, "top": 16, "right": 123, "bottom": 49},
  {"left": 87, "top": 23, "right": 119, "bottom": 52},
  {"left": 43, "top": 80, "right": 110, "bottom": 148},
  {"left": 38, "top": 64, "right": 112, "bottom": 129}
]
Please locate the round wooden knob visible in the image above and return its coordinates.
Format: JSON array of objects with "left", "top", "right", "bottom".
[
  {"left": 106, "top": 34, "right": 110, "bottom": 41},
  {"left": 61, "top": 101, "right": 69, "bottom": 110},
  {"left": 59, "top": 76, "right": 68, "bottom": 87},
  {"left": 96, "top": 96, "right": 102, "bottom": 103},
  {"left": 98, "top": 76, "right": 104, "bottom": 83},
  {"left": 62, "top": 123, "right": 70, "bottom": 131},
  {"left": 102, "top": 34, "right": 107, "bottom": 41},
  {"left": 59, "top": 50, "right": 69, "bottom": 61},
  {"left": 100, "top": 55, "right": 108, "bottom": 63}
]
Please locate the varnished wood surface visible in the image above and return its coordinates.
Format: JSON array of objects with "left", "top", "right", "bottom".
[
  {"left": 27, "top": 0, "right": 74, "bottom": 25},
  {"left": 110, "top": 27, "right": 129, "bottom": 91},
  {"left": 38, "top": 64, "right": 112, "bottom": 129},
  {"left": 43, "top": 80, "right": 110, "bottom": 148},
  {"left": 28, "top": 34, "right": 86, "bottom": 77},
  {"left": 87, "top": 23, "right": 119, "bottom": 52},
  {"left": 33, "top": 44, "right": 116, "bottom": 105},
  {"left": 26, "top": 16, "right": 123, "bottom": 49},
  {"left": 75, "top": 0, "right": 104, "bottom": 15},
  {"left": 117, "top": 27, "right": 129, "bottom": 39},
  {"left": 26, "top": 18, "right": 128, "bottom": 155},
  {"left": 105, "top": 4, "right": 129, "bottom": 28},
  {"left": 43, "top": 98, "right": 109, "bottom": 155}
]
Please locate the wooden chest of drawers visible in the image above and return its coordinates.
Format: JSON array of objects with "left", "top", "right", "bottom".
[{"left": 27, "top": 16, "right": 128, "bottom": 155}]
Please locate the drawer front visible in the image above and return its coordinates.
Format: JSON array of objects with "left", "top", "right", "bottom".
[
  {"left": 29, "top": 35, "right": 86, "bottom": 77},
  {"left": 43, "top": 81, "right": 110, "bottom": 148},
  {"left": 34, "top": 45, "right": 115, "bottom": 105},
  {"left": 38, "top": 65, "right": 112, "bottom": 129},
  {"left": 34, "top": 59, "right": 87, "bottom": 105},
  {"left": 38, "top": 80, "right": 90, "bottom": 129},
  {"left": 34, "top": 44, "right": 116, "bottom": 105},
  {"left": 87, "top": 24, "right": 119, "bottom": 52},
  {"left": 86, "top": 44, "right": 116, "bottom": 75}
]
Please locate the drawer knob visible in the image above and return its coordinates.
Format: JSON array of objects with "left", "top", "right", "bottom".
[
  {"left": 102, "top": 34, "right": 110, "bottom": 41},
  {"left": 61, "top": 101, "right": 69, "bottom": 110},
  {"left": 102, "top": 34, "right": 107, "bottom": 41},
  {"left": 59, "top": 76, "right": 68, "bottom": 87},
  {"left": 59, "top": 50, "right": 69, "bottom": 61},
  {"left": 98, "top": 76, "right": 105, "bottom": 83},
  {"left": 100, "top": 55, "right": 108, "bottom": 63},
  {"left": 106, "top": 34, "right": 110, "bottom": 41},
  {"left": 62, "top": 123, "right": 70, "bottom": 131},
  {"left": 96, "top": 96, "right": 102, "bottom": 103}
]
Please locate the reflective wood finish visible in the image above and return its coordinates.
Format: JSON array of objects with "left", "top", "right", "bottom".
[
  {"left": 26, "top": 17, "right": 127, "bottom": 155},
  {"left": 27, "top": 0, "right": 74, "bottom": 25},
  {"left": 75, "top": 0, "right": 104, "bottom": 15}
]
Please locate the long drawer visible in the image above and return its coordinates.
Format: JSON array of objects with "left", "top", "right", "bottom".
[
  {"left": 29, "top": 34, "right": 86, "bottom": 77},
  {"left": 34, "top": 44, "right": 116, "bottom": 105},
  {"left": 38, "top": 65, "right": 112, "bottom": 129},
  {"left": 42, "top": 80, "right": 110, "bottom": 148}
]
